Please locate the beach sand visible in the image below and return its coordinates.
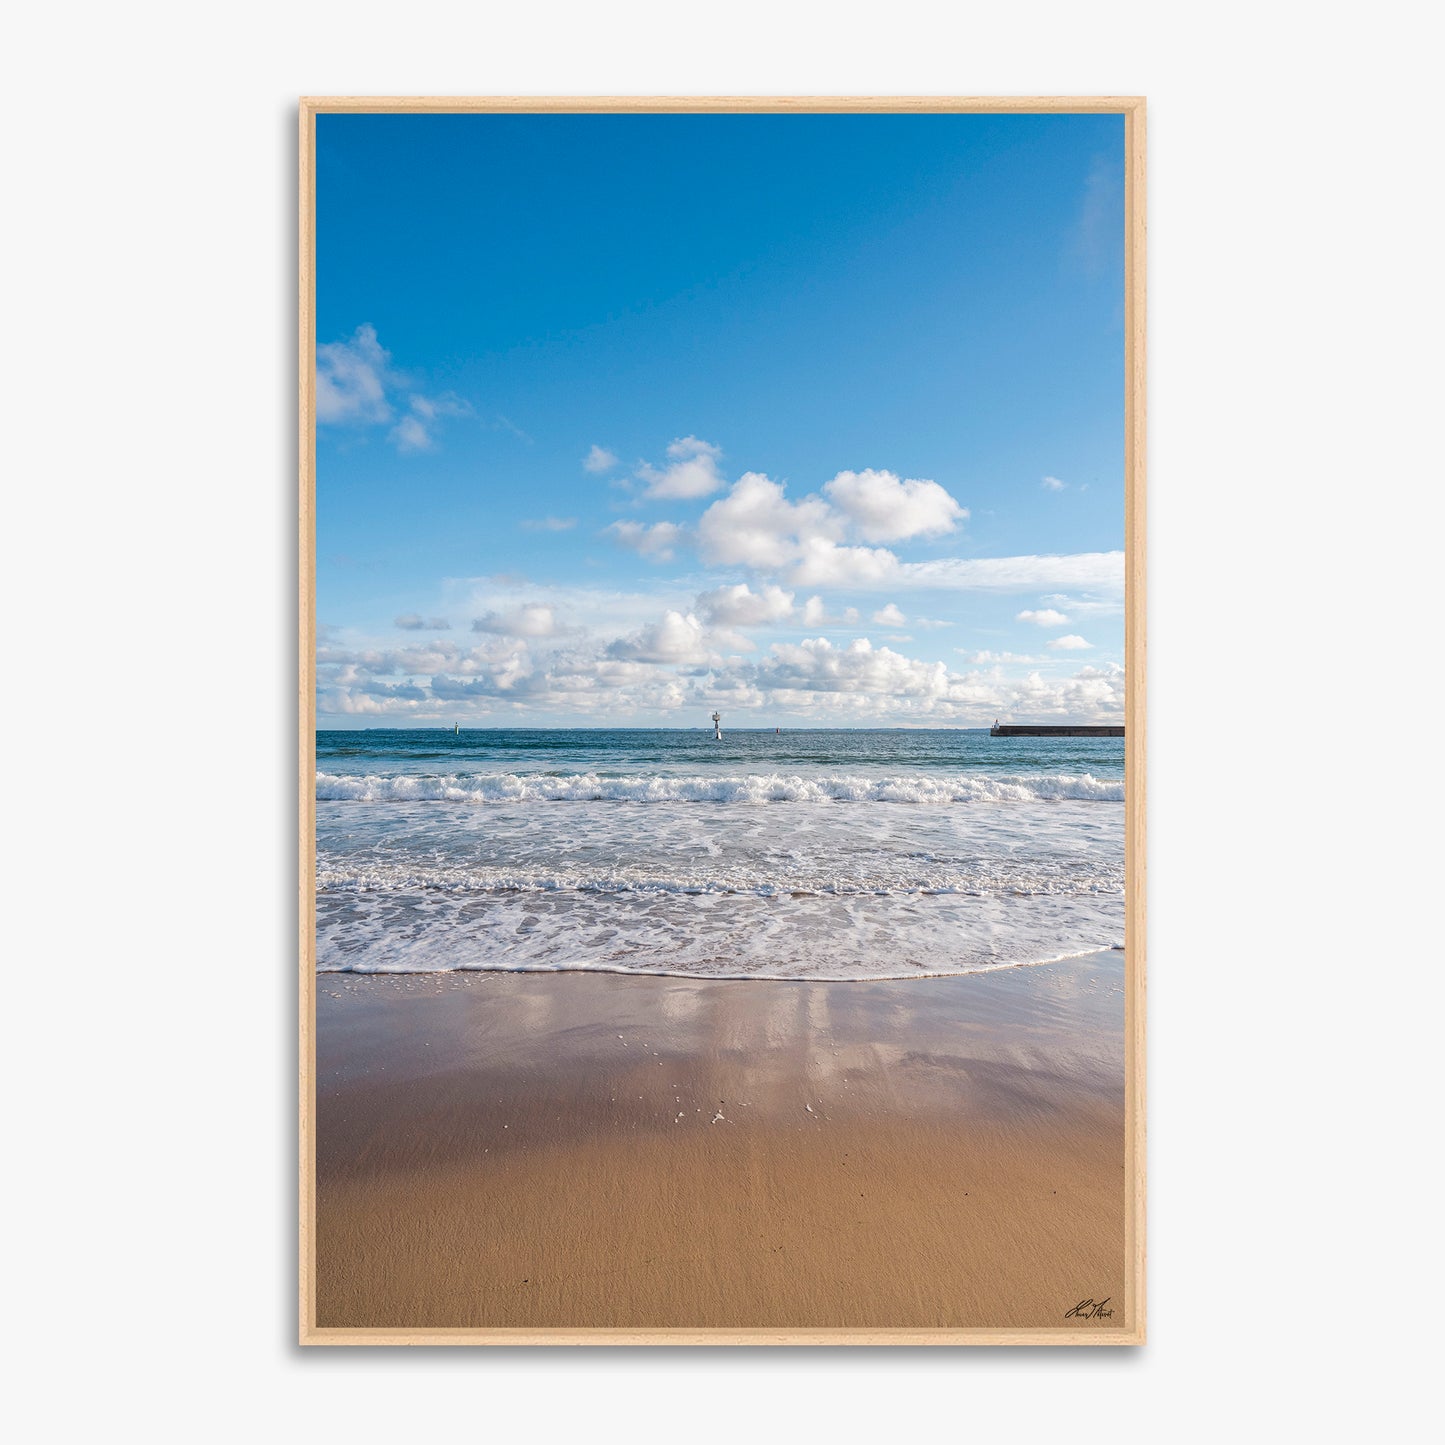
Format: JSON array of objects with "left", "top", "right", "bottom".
[{"left": 312, "top": 953, "right": 1128, "bottom": 1335}]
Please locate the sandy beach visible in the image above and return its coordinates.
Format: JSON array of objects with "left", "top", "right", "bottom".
[{"left": 311, "top": 951, "right": 1130, "bottom": 1336}]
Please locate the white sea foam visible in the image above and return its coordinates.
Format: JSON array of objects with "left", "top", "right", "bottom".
[
  {"left": 316, "top": 858, "right": 1122, "bottom": 899},
  {"left": 315, "top": 883, "right": 1124, "bottom": 981},
  {"left": 313, "top": 733, "right": 1126, "bottom": 981},
  {"left": 314, "top": 770, "right": 1124, "bottom": 804}
]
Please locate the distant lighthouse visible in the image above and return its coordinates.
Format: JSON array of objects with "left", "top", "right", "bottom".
[{"left": 711, "top": 710, "right": 722, "bottom": 741}]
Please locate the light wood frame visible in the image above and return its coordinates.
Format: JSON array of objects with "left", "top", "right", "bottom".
[{"left": 298, "top": 95, "right": 1146, "bottom": 1346}]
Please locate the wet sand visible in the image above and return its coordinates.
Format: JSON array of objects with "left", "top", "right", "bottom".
[{"left": 311, "top": 953, "right": 1130, "bottom": 1337}]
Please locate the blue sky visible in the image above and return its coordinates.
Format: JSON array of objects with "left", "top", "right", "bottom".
[{"left": 315, "top": 113, "right": 1125, "bottom": 726}]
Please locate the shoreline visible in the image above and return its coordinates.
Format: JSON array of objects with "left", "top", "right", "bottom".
[
  {"left": 314, "top": 952, "right": 1128, "bottom": 1332},
  {"left": 316, "top": 943, "right": 1124, "bottom": 986}
]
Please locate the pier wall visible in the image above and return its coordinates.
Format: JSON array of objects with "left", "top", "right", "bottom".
[{"left": 989, "top": 725, "right": 1124, "bottom": 737}]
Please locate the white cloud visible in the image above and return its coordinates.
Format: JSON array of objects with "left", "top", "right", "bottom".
[
  {"left": 389, "top": 415, "right": 431, "bottom": 453},
  {"left": 696, "top": 472, "right": 841, "bottom": 569},
  {"left": 800, "top": 596, "right": 859, "bottom": 627},
  {"left": 1047, "top": 634, "right": 1093, "bottom": 650},
  {"left": 521, "top": 516, "right": 578, "bottom": 532},
  {"left": 607, "top": 611, "right": 712, "bottom": 665},
  {"left": 316, "top": 324, "right": 394, "bottom": 425},
  {"left": 606, "top": 519, "right": 685, "bottom": 561},
  {"left": 316, "top": 324, "right": 473, "bottom": 452},
  {"left": 390, "top": 393, "right": 473, "bottom": 453},
  {"left": 694, "top": 467, "right": 969, "bottom": 588},
  {"left": 318, "top": 610, "right": 1125, "bottom": 725},
  {"left": 894, "top": 553, "right": 1123, "bottom": 594},
  {"left": 787, "top": 538, "right": 900, "bottom": 588},
  {"left": 1017, "top": 608, "right": 1071, "bottom": 626},
  {"left": 956, "top": 649, "right": 1044, "bottom": 664},
  {"left": 583, "top": 444, "right": 619, "bottom": 473},
  {"left": 1041, "top": 475, "right": 1067, "bottom": 491},
  {"left": 822, "top": 469, "right": 967, "bottom": 542},
  {"left": 447, "top": 578, "right": 695, "bottom": 645},
  {"left": 636, "top": 436, "right": 726, "bottom": 499},
  {"left": 1074, "top": 156, "right": 1123, "bottom": 278},
  {"left": 872, "top": 603, "right": 907, "bottom": 627},
  {"left": 695, "top": 582, "right": 796, "bottom": 627},
  {"left": 394, "top": 613, "right": 451, "bottom": 631},
  {"left": 754, "top": 637, "right": 952, "bottom": 698},
  {"left": 472, "top": 604, "right": 560, "bottom": 638},
  {"left": 1041, "top": 591, "right": 1124, "bottom": 619},
  {"left": 406, "top": 393, "right": 471, "bottom": 423},
  {"left": 320, "top": 644, "right": 442, "bottom": 674}
]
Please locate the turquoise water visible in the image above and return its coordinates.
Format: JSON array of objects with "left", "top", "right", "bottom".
[{"left": 315, "top": 728, "right": 1125, "bottom": 980}]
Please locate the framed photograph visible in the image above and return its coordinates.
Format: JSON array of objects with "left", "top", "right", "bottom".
[{"left": 300, "top": 95, "right": 1145, "bottom": 1345}]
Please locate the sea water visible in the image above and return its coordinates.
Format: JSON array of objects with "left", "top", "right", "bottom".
[{"left": 315, "top": 728, "right": 1125, "bottom": 980}]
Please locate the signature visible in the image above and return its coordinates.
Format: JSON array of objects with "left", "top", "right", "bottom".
[{"left": 1064, "top": 1298, "right": 1114, "bottom": 1319}]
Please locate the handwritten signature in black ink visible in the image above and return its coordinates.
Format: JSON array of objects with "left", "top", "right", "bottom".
[{"left": 1064, "top": 1298, "right": 1115, "bottom": 1319}]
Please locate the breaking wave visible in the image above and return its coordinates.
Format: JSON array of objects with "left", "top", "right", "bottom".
[{"left": 314, "top": 770, "right": 1123, "bottom": 804}]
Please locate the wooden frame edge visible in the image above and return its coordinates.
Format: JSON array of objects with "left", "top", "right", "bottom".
[
  {"left": 300, "top": 95, "right": 1144, "bottom": 115},
  {"left": 299, "top": 99, "right": 318, "bottom": 1344},
  {"left": 1123, "top": 96, "right": 1147, "bottom": 1346},
  {"left": 300, "top": 1325, "right": 1146, "bottom": 1348},
  {"left": 296, "top": 95, "right": 1146, "bottom": 1348}
]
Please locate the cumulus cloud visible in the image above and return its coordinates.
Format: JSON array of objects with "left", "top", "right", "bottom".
[
  {"left": 521, "top": 516, "right": 578, "bottom": 532},
  {"left": 472, "top": 604, "right": 560, "bottom": 638},
  {"left": 696, "top": 476, "right": 893, "bottom": 589},
  {"left": 394, "top": 613, "right": 451, "bottom": 631},
  {"left": 606, "top": 519, "right": 685, "bottom": 561},
  {"left": 788, "top": 538, "right": 900, "bottom": 588},
  {"left": 583, "top": 444, "right": 619, "bottom": 473},
  {"left": 738, "top": 642, "right": 1123, "bottom": 721},
  {"left": 697, "top": 472, "right": 840, "bottom": 569},
  {"left": 694, "top": 582, "right": 796, "bottom": 627},
  {"left": 1017, "top": 608, "right": 1071, "bottom": 626},
  {"left": 1047, "top": 634, "right": 1093, "bottom": 650},
  {"left": 449, "top": 579, "right": 704, "bottom": 647},
  {"left": 607, "top": 611, "right": 713, "bottom": 665},
  {"left": 316, "top": 324, "right": 394, "bottom": 425},
  {"left": 956, "top": 649, "right": 1044, "bottom": 664},
  {"left": 606, "top": 442, "right": 980, "bottom": 592},
  {"left": 318, "top": 614, "right": 1125, "bottom": 725},
  {"left": 822, "top": 469, "right": 967, "bottom": 542},
  {"left": 872, "top": 603, "right": 907, "bottom": 627},
  {"left": 636, "top": 436, "right": 726, "bottom": 499},
  {"left": 795, "top": 597, "right": 855, "bottom": 628},
  {"left": 316, "top": 324, "right": 473, "bottom": 452},
  {"left": 694, "top": 467, "right": 967, "bottom": 588},
  {"left": 754, "top": 637, "right": 951, "bottom": 697},
  {"left": 1042, "top": 475, "right": 1067, "bottom": 491}
]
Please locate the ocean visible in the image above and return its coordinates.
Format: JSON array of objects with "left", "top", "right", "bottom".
[{"left": 314, "top": 728, "right": 1125, "bottom": 981}]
